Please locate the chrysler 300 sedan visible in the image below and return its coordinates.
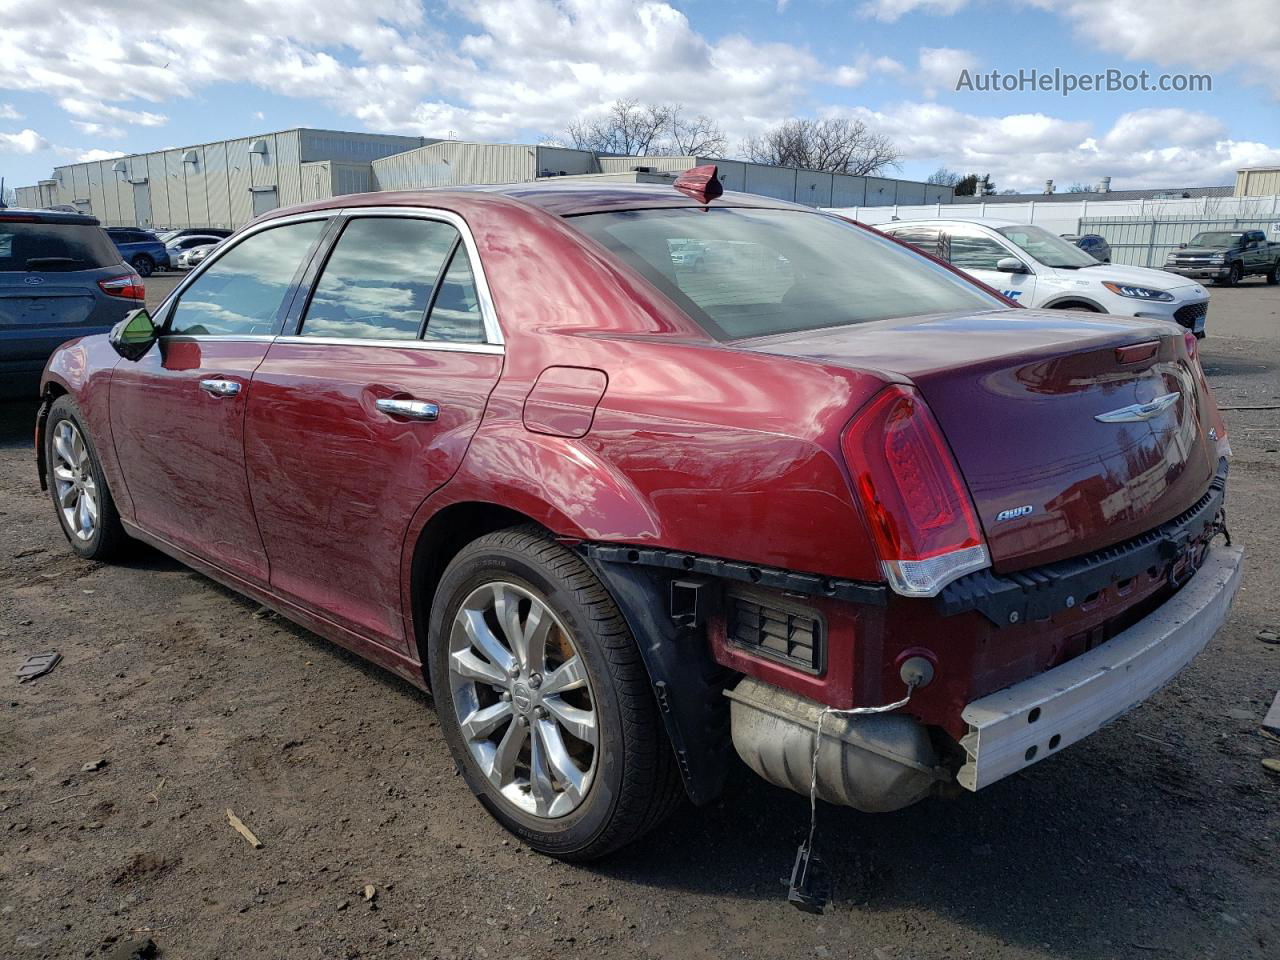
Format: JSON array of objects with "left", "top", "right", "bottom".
[{"left": 36, "top": 169, "right": 1242, "bottom": 860}]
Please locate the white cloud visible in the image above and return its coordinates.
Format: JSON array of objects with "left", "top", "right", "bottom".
[
  {"left": 76, "top": 148, "right": 128, "bottom": 163},
  {"left": 834, "top": 54, "right": 904, "bottom": 88},
  {"left": 72, "top": 120, "right": 126, "bottom": 138},
  {"left": 860, "top": 0, "right": 970, "bottom": 23},
  {"left": 253, "top": 111, "right": 265, "bottom": 120},
  {"left": 1027, "top": 0, "right": 1280, "bottom": 96},
  {"left": 0, "top": 103, "right": 21, "bottom": 119},
  {"left": 917, "top": 47, "right": 978, "bottom": 98},
  {"left": 837, "top": 102, "right": 1278, "bottom": 190},
  {"left": 0, "top": 128, "right": 49, "bottom": 153},
  {"left": 59, "top": 97, "right": 167, "bottom": 127}
]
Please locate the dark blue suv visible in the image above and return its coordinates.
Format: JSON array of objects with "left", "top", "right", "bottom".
[
  {"left": 1, "top": 210, "right": 143, "bottom": 398},
  {"left": 105, "top": 227, "right": 171, "bottom": 276}
]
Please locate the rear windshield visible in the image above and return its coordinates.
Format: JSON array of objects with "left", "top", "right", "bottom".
[
  {"left": 1189, "top": 232, "right": 1243, "bottom": 248},
  {"left": 0, "top": 222, "right": 122, "bottom": 272},
  {"left": 570, "top": 208, "right": 1002, "bottom": 340}
]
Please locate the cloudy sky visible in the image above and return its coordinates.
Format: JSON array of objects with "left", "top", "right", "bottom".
[{"left": 1, "top": 0, "right": 1278, "bottom": 195}]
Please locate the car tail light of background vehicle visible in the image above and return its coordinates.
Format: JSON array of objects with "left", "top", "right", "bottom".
[
  {"left": 98, "top": 273, "right": 145, "bottom": 300},
  {"left": 842, "top": 385, "right": 990, "bottom": 597}
]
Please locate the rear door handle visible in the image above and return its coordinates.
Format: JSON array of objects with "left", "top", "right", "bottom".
[
  {"left": 200, "top": 378, "right": 242, "bottom": 398},
  {"left": 376, "top": 397, "right": 439, "bottom": 421}
]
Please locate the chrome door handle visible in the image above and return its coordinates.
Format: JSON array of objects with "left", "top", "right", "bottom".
[
  {"left": 376, "top": 397, "right": 439, "bottom": 421},
  {"left": 200, "top": 378, "right": 242, "bottom": 398}
]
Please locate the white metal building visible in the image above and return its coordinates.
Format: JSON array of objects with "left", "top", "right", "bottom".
[{"left": 15, "top": 128, "right": 952, "bottom": 228}]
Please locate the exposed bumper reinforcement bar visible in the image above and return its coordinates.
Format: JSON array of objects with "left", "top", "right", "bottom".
[{"left": 956, "top": 544, "right": 1244, "bottom": 792}]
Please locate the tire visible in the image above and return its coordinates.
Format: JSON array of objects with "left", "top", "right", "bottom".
[
  {"left": 1051, "top": 301, "right": 1100, "bottom": 312},
  {"left": 427, "top": 526, "right": 683, "bottom": 861},
  {"left": 130, "top": 255, "right": 154, "bottom": 278},
  {"left": 1267, "top": 260, "right": 1279, "bottom": 286},
  {"left": 45, "top": 396, "right": 129, "bottom": 561},
  {"left": 1220, "top": 262, "right": 1242, "bottom": 286}
]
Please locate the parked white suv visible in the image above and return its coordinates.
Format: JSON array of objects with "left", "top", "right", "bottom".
[{"left": 879, "top": 218, "right": 1210, "bottom": 336}]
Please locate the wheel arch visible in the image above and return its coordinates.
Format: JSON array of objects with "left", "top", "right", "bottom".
[
  {"left": 34, "top": 380, "right": 70, "bottom": 491},
  {"left": 1043, "top": 296, "right": 1105, "bottom": 312}
]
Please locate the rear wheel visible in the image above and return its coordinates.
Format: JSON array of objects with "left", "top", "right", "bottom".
[
  {"left": 129, "top": 254, "right": 154, "bottom": 278},
  {"left": 427, "top": 527, "right": 683, "bottom": 860},
  {"left": 45, "top": 396, "right": 129, "bottom": 561},
  {"left": 1267, "top": 260, "right": 1279, "bottom": 286}
]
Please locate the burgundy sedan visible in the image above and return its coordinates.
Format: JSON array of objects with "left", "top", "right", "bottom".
[{"left": 36, "top": 171, "right": 1242, "bottom": 860}]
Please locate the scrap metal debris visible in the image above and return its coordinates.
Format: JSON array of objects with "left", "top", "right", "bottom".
[
  {"left": 226, "top": 809, "right": 263, "bottom": 848},
  {"left": 16, "top": 651, "right": 61, "bottom": 682}
]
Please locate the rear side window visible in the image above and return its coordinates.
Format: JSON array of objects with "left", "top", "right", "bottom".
[
  {"left": 944, "top": 226, "right": 1009, "bottom": 270},
  {"left": 167, "top": 219, "right": 326, "bottom": 337},
  {"left": 299, "top": 216, "right": 484, "bottom": 342},
  {"left": 0, "top": 223, "right": 121, "bottom": 272},
  {"left": 571, "top": 208, "right": 1001, "bottom": 340},
  {"left": 884, "top": 225, "right": 943, "bottom": 258}
]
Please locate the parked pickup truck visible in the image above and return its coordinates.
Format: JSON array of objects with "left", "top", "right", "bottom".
[{"left": 1164, "top": 229, "right": 1280, "bottom": 286}]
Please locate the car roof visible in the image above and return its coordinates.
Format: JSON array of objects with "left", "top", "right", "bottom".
[
  {"left": 880, "top": 217, "right": 1025, "bottom": 229},
  {"left": 260, "top": 182, "right": 812, "bottom": 223},
  {"left": 0, "top": 208, "right": 101, "bottom": 226}
]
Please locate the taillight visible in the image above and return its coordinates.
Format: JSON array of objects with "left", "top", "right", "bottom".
[
  {"left": 98, "top": 274, "right": 145, "bottom": 300},
  {"left": 842, "top": 385, "right": 989, "bottom": 597}
]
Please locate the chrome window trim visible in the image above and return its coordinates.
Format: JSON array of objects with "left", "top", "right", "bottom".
[
  {"left": 330, "top": 205, "right": 505, "bottom": 346},
  {"left": 162, "top": 334, "right": 278, "bottom": 344},
  {"left": 273, "top": 335, "right": 504, "bottom": 355}
]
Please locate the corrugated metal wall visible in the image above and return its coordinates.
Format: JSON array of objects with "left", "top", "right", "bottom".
[
  {"left": 298, "top": 130, "right": 426, "bottom": 163},
  {"left": 225, "top": 138, "right": 252, "bottom": 227},
  {"left": 1236, "top": 168, "right": 1280, "bottom": 197},
  {"left": 534, "top": 146, "right": 597, "bottom": 177},
  {"left": 1077, "top": 216, "right": 1280, "bottom": 267},
  {"left": 14, "top": 185, "right": 41, "bottom": 206}
]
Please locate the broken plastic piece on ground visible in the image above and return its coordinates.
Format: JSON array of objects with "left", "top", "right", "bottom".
[
  {"left": 788, "top": 840, "right": 829, "bottom": 914},
  {"left": 16, "top": 651, "right": 61, "bottom": 682},
  {"left": 1263, "top": 689, "right": 1280, "bottom": 737}
]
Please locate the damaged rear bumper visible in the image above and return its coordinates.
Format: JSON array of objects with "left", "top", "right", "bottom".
[{"left": 956, "top": 544, "right": 1244, "bottom": 791}]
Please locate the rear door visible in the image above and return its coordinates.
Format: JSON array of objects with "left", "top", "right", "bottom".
[
  {"left": 945, "top": 223, "right": 1038, "bottom": 304},
  {"left": 109, "top": 216, "right": 332, "bottom": 584},
  {"left": 243, "top": 210, "right": 504, "bottom": 650}
]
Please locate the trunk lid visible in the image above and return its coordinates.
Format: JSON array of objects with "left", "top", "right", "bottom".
[{"left": 742, "top": 309, "right": 1219, "bottom": 571}]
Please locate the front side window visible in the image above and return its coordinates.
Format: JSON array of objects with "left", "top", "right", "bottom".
[
  {"left": 570, "top": 208, "right": 1002, "bottom": 340},
  {"left": 300, "top": 217, "right": 458, "bottom": 340},
  {"left": 945, "top": 225, "right": 1012, "bottom": 271},
  {"left": 166, "top": 219, "right": 326, "bottom": 336}
]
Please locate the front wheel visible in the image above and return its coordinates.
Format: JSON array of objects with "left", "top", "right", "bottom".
[
  {"left": 1220, "top": 262, "right": 1243, "bottom": 286},
  {"left": 427, "top": 527, "right": 683, "bottom": 860},
  {"left": 45, "top": 396, "right": 129, "bottom": 561}
]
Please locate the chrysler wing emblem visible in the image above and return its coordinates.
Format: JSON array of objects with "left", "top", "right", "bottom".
[{"left": 1095, "top": 392, "right": 1179, "bottom": 423}]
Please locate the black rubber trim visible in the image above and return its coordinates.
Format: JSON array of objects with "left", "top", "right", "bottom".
[
  {"left": 937, "top": 465, "right": 1228, "bottom": 627},
  {"left": 579, "top": 544, "right": 887, "bottom": 607}
]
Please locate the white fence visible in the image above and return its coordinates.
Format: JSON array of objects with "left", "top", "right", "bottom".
[{"left": 827, "top": 194, "right": 1280, "bottom": 239}]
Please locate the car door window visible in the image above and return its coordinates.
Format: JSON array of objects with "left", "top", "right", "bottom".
[
  {"left": 299, "top": 217, "right": 458, "bottom": 340},
  {"left": 424, "top": 247, "right": 486, "bottom": 343},
  {"left": 885, "top": 225, "right": 942, "bottom": 257},
  {"left": 945, "top": 226, "right": 1010, "bottom": 270},
  {"left": 166, "top": 219, "right": 326, "bottom": 337}
]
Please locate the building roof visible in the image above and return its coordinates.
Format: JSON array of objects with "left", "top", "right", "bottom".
[{"left": 953, "top": 185, "right": 1233, "bottom": 204}]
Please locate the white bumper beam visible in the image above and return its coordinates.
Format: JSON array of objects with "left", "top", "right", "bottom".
[{"left": 957, "top": 544, "right": 1244, "bottom": 792}]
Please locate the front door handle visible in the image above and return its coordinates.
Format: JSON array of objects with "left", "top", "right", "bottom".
[
  {"left": 200, "top": 378, "right": 242, "bottom": 398},
  {"left": 376, "top": 397, "right": 439, "bottom": 421}
]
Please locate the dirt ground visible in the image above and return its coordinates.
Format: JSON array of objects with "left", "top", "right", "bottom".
[{"left": 2, "top": 275, "right": 1278, "bottom": 960}]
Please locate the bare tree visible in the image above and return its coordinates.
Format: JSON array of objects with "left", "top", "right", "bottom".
[
  {"left": 741, "top": 118, "right": 900, "bottom": 176},
  {"left": 926, "top": 167, "right": 960, "bottom": 187},
  {"left": 564, "top": 99, "right": 727, "bottom": 157},
  {"left": 1066, "top": 182, "right": 1093, "bottom": 193}
]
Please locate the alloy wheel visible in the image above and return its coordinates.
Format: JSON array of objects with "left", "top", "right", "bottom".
[
  {"left": 447, "top": 581, "right": 598, "bottom": 819},
  {"left": 51, "top": 420, "right": 98, "bottom": 542}
]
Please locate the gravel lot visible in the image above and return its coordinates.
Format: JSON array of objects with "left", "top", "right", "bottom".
[{"left": 2, "top": 274, "right": 1277, "bottom": 960}]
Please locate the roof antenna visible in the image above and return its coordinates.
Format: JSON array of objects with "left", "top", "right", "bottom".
[{"left": 673, "top": 164, "right": 723, "bottom": 204}]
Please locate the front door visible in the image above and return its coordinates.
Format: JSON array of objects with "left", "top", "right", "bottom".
[
  {"left": 110, "top": 217, "right": 330, "bottom": 585},
  {"left": 945, "top": 223, "right": 1037, "bottom": 304},
  {"left": 243, "top": 213, "right": 503, "bottom": 649}
]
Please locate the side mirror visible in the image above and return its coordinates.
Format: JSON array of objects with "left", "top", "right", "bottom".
[
  {"left": 109, "top": 307, "right": 157, "bottom": 361},
  {"left": 995, "top": 257, "right": 1028, "bottom": 274},
  {"left": 1179, "top": 242, "right": 1187, "bottom": 249}
]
